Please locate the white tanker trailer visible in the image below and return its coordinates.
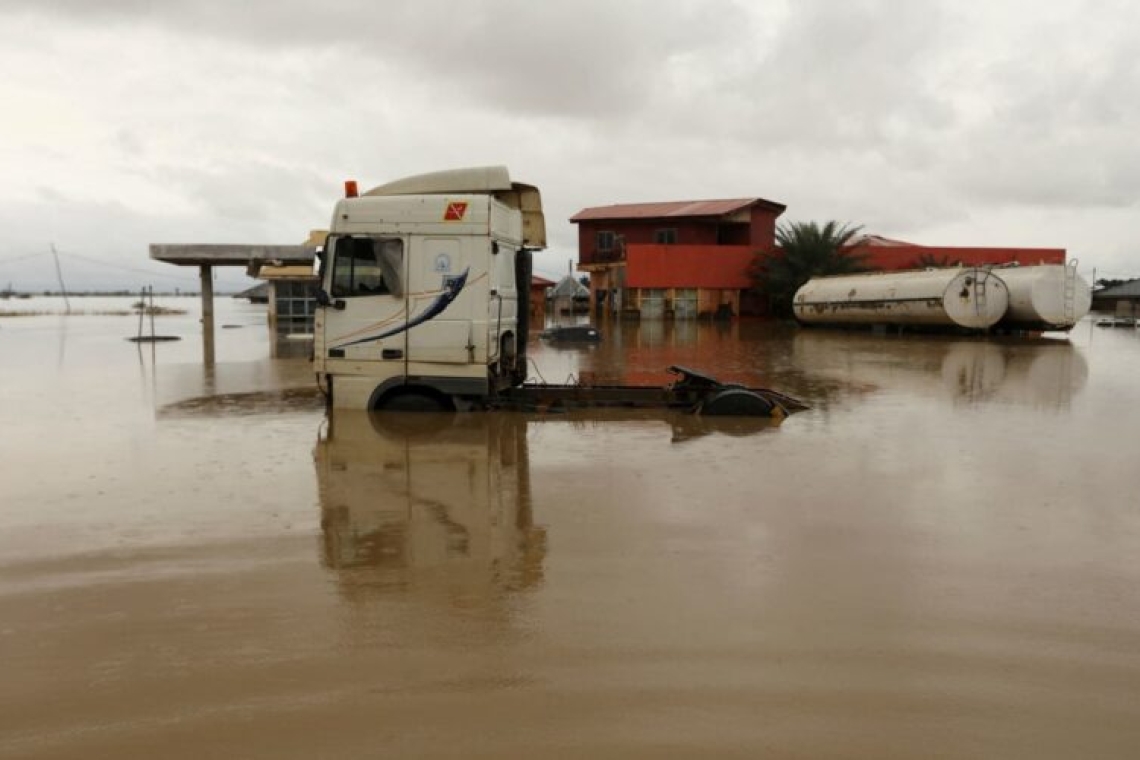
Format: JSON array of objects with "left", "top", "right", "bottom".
[
  {"left": 793, "top": 267, "right": 1009, "bottom": 330},
  {"left": 994, "top": 262, "right": 1090, "bottom": 331}
]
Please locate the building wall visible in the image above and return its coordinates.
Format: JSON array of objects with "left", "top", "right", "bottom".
[
  {"left": 749, "top": 206, "right": 780, "bottom": 249},
  {"left": 851, "top": 245, "right": 1066, "bottom": 271},
  {"left": 1091, "top": 296, "right": 1140, "bottom": 315},
  {"left": 578, "top": 219, "right": 728, "bottom": 265},
  {"left": 625, "top": 244, "right": 755, "bottom": 289}
]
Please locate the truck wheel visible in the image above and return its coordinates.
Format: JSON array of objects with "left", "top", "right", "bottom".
[
  {"left": 699, "top": 388, "right": 775, "bottom": 417},
  {"left": 376, "top": 390, "right": 453, "bottom": 412}
]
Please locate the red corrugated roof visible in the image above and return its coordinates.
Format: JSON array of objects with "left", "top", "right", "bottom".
[{"left": 570, "top": 197, "right": 785, "bottom": 222}]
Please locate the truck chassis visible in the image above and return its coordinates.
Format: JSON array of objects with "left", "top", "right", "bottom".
[{"left": 489, "top": 365, "right": 807, "bottom": 418}]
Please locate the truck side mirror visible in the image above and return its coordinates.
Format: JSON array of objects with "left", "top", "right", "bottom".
[{"left": 315, "top": 288, "right": 331, "bottom": 307}]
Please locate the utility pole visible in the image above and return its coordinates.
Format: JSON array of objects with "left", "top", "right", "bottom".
[{"left": 50, "top": 243, "right": 71, "bottom": 314}]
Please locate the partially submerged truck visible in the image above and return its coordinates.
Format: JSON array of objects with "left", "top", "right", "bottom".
[{"left": 313, "top": 166, "right": 803, "bottom": 418}]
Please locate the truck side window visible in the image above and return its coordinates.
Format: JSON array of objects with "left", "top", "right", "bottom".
[{"left": 330, "top": 237, "right": 404, "bottom": 298}]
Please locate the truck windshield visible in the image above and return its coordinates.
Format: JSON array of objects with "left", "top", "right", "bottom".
[{"left": 329, "top": 236, "right": 403, "bottom": 298}]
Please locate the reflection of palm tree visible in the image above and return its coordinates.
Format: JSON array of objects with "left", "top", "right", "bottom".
[{"left": 751, "top": 221, "right": 867, "bottom": 317}]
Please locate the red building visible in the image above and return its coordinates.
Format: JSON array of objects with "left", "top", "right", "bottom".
[
  {"left": 846, "top": 235, "right": 1065, "bottom": 271},
  {"left": 573, "top": 203, "right": 1067, "bottom": 319},
  {"left": 572, "top": 198, "right": 785, "bottom": 318}
]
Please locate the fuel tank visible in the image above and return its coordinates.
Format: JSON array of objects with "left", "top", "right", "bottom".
[
  {"left": 794, "top": 268, "right": 1009, "bottom": 330},
  {"left": 994, "top": 263, "right": 1091, "bottom": 331}
]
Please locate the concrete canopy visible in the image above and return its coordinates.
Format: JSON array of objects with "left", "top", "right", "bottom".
[
  {"left": 148, "top": 244, "right": 317, "bottom": 367},
  {"left": 149, "top": 244, "right": 316, "bottom": 267}
]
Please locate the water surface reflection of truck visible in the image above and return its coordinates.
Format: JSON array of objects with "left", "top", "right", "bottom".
[{"left": 313, "top": 167, "right": 802, "bottom": 418}]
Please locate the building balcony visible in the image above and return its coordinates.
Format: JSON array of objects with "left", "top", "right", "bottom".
[{"left": 579, "top": 248, "right": 626, "bottom": 267}]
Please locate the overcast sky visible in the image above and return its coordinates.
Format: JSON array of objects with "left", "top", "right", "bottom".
[{"left": 1, "top": 0, "right": 1137, "bottom": 291}]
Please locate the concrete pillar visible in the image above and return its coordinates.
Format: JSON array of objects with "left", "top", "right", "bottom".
[{"left": 200, "top": 264, "right": 215, "bottom": 367}]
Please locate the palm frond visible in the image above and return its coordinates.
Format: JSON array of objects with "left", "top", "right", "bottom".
[{"left": 753, "top": 220, "right": 867, "bottom": 317}]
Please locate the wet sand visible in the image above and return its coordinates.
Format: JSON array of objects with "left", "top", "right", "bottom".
[{"left": 2, "top": 299, "right": 1139, "bottom": 758}]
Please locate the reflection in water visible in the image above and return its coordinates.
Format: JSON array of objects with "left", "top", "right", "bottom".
[
  {"left": 312, "top": 408, "right": 779, "bottom": 606},
  {"left": 314, "top": 411, "right": 546, "bottom": 603},
  {"left": 791, "top": 331, "right": 1088, "bottom": 409},
  {"left": 665, "top": 410, "right": 783, "bottom": 442},
  {"left": 531, "top": 319, "right": 863, "bottom": 412}
]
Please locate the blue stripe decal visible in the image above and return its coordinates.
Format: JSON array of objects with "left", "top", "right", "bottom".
[{"left": 332, "top": 268, "right": 469, "bottom": 349}]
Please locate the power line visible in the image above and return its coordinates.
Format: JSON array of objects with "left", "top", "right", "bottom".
[
  {"left": 54, "top": 249, "right": 207, "bottom": 283},
  {"left": 5, "top": 246, "right": 255, "bottom": 286},
  {"left": 0, "top": 252, "right": 48, "bottom": 267}
]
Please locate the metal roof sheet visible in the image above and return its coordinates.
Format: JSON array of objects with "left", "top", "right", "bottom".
[
  {"left": 850, "top": 234, "right": 919, "bottom": 247},
  {"left": 570, "top": 197, "right": 784, "bottom": 222},
  {"left": 550, "top": 275, "right": 590, "bottom": 297}
]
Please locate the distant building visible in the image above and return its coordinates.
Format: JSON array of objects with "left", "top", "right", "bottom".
[
  {"left": 548, "top": 274, "right": 591, "bottom": 321},
  {"left": 1092, "top": 278, "right": 1140, "bottom": 315},
  {"left": 572, "top": 198, "right": 785, "bottom": 319},
  {"left": 529, "top": 274, "right": 556, "bottom": 327},
  {"left": 233, "top": 282, "right": 270, "bottom": 304}
]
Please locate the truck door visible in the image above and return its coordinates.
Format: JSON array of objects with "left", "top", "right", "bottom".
[
  {"left": 322, "top": 235, "right": 408, "bottom": 368},
  {"left": 404, "top": 236, "right": 474, "bottom": 366}
]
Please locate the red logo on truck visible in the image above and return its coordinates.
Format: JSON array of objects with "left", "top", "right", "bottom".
[{"left": 444, "top": 201, "right": 468, "bottom": 221}]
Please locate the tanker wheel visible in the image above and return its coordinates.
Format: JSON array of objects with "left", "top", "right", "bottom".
[{"left": 699, "top": 388, "right": 775, "bottom": 417}]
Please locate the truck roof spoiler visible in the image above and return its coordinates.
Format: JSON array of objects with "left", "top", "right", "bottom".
[{"left": 365, "top": 166, "right": 546, "bottom": 248}]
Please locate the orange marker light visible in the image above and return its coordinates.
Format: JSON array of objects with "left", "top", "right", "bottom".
[{"left": 344, "top": 180, "right": 359, "bottom": 198}]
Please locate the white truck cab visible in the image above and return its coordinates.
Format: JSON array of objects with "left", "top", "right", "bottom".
[{"left": 314, "top": 167, "right": 545, "bottom": 411}]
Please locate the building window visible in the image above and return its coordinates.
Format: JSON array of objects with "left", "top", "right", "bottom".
[
  {"left": 273, "top": 280, "right": 318, "bottom": 336},
  {"left": 655, "top": 228, "right": 678, "bottom": 245},
  {"left": 596, "top": 230, "right": 616, "bottom": 252}
]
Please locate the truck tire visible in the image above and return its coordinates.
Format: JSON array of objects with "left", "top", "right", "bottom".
[
  {"left": 699, "top": 388, "right": 775, "bottom": 417},
  {"left": 375, "top": 390, "right": 454, "bottom": 413}
]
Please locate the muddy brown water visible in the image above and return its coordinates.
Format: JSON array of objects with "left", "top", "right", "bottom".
[{"left": 2, "top": 299, "right": 1139, "bottom": 758}]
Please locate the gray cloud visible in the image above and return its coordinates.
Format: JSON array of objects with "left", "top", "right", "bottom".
[{"left": 1, "top": 0, "right": 1138, "bottom": 289}]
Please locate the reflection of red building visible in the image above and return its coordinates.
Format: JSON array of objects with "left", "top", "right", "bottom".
[
  {"left": 572, "top": 198, "right": 785, "bottom": 319},
  {"left": 573, "top": 202, "right": 1067, "bottom": 319}
]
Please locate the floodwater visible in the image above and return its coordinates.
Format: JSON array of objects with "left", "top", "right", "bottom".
[{"left": 2, "top": 297, "right": 1139, "bottom": 758}]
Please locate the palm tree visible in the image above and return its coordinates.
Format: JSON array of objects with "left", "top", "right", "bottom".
[{"left": 751, "top": 221, "right": 867, "bottom": 318}]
